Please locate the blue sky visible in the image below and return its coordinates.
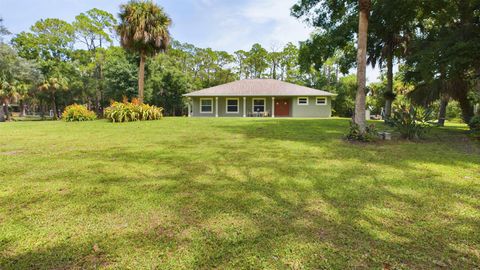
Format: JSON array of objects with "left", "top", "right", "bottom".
[{"left": 0, "top": 0, "right": 381, "bottom": 81}]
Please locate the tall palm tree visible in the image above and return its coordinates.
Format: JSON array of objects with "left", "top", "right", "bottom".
[
  {"left": 117, "top": 0, "right": 171, "bottom": 104},
  {"left": 354, "top": 0, "right": 371, "bottom": 132}
]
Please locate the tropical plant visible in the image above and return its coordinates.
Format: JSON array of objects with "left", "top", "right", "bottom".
[
  {"left": 387, "top": 102, "right": 433, "bottom": 140},
  {"left": 117, "top": 0, "right": 171, "bottom": 104},
  {"left": 62, "top": 104, "right": 97, "bottom": 121},
  {"left": 104, "top": 98, "right": 163, "bottom": 122}
]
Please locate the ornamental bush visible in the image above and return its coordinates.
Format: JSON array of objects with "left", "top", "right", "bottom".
[
  {"left": 468, "top": 115, "right": 480, "bottom": 132},
  {"left": 62, "top": 104, "right": 97, "bottom": 122},
  {"left": 104, "top": 100, "right": 163, "bottom": 122},
  {"left": 345, "top": 121, "right": 378, "bottom": 142}
]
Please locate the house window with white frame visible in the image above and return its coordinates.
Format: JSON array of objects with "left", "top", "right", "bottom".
[
  {"left": 226, "top": 98, "right": 239, "bottom": 113},
  {"left": 200, "top": 98, "right": 213, "bottom": 113},
  {"left": 297, "top": 97, "right": 309, "bottom": 105},
  {"left": 253, "top": 98, "right": 265, "bottom": 112},
  {"left": 316, "top": 97, "right": 327, "bottom": 105}
]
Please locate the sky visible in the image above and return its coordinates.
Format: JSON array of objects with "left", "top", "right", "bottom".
[{"left": 0, "top": 0, "right": 382, "bottom": 82}]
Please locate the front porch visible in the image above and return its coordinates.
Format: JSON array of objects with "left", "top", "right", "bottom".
[{"left": 187, "top": 96, "right": 293, "bottom": 118}]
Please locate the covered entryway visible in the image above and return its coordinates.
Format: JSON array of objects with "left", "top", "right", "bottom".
[{"left": 274, "top": 98, "right": 290, "bottom": 117}]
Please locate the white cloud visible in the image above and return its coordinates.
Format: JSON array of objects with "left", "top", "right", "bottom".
[
  {"left": 241, "top": 0, "right": 311, "bottom": 47},
  {"left": 193, "top": 0, "right": 311, "bottom": 52}
]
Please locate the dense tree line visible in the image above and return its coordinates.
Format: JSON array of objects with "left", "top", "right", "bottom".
[
  {"left": 293, "top": 0, "right": 480, "bottom": 129},
  {"left": 2, "top": 0, "right": 478, "bottom": 124},
  {"left": 0, "top": 7, "right": 350, "bottom": 118}
]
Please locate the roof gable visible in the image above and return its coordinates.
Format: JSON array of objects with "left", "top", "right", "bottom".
[{"left": 184, "top": 79, "right": 336, "bottom": 97}]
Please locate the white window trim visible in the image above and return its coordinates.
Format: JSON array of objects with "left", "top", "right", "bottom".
[
  {"left": 225, "top": 98, "right": 240, "bottom": 113},
  {"left": 316, "top": 97, "right": 327, "bottom": 106},
  {"left": 252, "top": 98, "right": 266, "bottom": 113},
  {"left": 297, "top": 97, "right": 309, "bottom": 105},
  {"left": 200, "top": 98, "right": 213, "bottom": 113}
]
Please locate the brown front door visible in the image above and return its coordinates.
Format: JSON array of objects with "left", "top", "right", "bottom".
[{"left": 275, "top": 99, "right": 290, "bottom": 117}]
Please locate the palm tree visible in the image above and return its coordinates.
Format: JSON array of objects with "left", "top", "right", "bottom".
[
  {"left": 354, "top": 0, "right": 371, "bottom": 132},
  {"left": 117, "top": 0, "right": 171, "bottom": 104},
  {"left": 0, "top": 79, "right": 17, "bottom": 120},
  {"left": 38, "top": 77, "right": 68, "bottom": 120}
]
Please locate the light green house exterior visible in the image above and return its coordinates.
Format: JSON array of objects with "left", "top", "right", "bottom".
[{"left": 184, "top": 79, "right": 336, "bottom": 118}]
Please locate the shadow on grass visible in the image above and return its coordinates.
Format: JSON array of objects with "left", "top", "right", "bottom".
[{"left": 1, "top": 118, "right": 479, "bottom": 269}]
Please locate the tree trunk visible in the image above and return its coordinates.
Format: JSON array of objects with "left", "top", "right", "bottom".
[
  {"left": 138, "top": 51, "right": 146, "bottom": 104},
  {"left": 354, "top": 0, "right": 370, "bottom": 132},
  {"left": 19, "top": 100, "right": 26, "bottom": 117},
  {"left": 3, "top": 98, "right": 10, "bottom": 121},
  {"left": 40, "top": 99, "right": 45, "bottom": 119},
  {"left": 51, "top": 93, "right": 58, "bottom": 120},
  {"left": 1, "top": 99, "right": 8, "bottom": 121},
  {"left": 95, "top": 64, "right": 103, "bottom": 116},
  {"left": 438, "top": 95, "right": 449, "bottom": 126},
  {"left": 457, "top": 90, "right": 473, "bottom": 124},
  {"left": 384, "top": 50, "right": 394, "bottom": 122}
]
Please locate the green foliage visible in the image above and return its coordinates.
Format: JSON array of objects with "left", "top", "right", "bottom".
[
  {"left": 74, "top": 8, "right": 117, "bottom": 50},
  {"left": 387, "top": 102, "right": 433, "bottom": 140},
  {"left": 104, "top": 100, "right": 163, "bottom": 122},
  {"left": 103, "top": 47, "right": 139, "bottom": 102},
  {"left": 332, "top": 75, "right": 356, "bottom": 117},
  {"left": 117, "top": 0, "right": 171, "bottom": 56},
  {"left": 149, "top": 68, "right": 190, "bottom": 116},
  {"left": 62, "top": 104, "right": 97, "bottom": 121},
  {"left": 345, "top": 121, "right": 378, "bottom": 142},
  {"left": 468, "top": 115, "right": 480, "bottom": 132}
]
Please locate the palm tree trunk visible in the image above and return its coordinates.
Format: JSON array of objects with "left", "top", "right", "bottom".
[
  {"left": 51, "top": 93, "right": 58, "bottom": 120},
  {"left": 1, "top": 98, "right": 8, "bottom": 121},
  {"left": 384, "top": 49, "right": 394, "bottom": 122},
  {"left": 138, "top": 51, "right": 146, "bottom": 104},
  {"left": 19, "top": 100, "right": 26, "bottom": 117},
  {"left": 438, "top": 95, "right": 449, "bottom": 126},
  {"left": 3, "top": 98, "right": 10, "bottom": 121},
  {"left": 354, "top": 0, "right": 370, "bottom": 132}
]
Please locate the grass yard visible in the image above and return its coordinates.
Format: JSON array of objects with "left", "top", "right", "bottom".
[{"left": 0, "top": 118, "right": 479, "bottom": 269}]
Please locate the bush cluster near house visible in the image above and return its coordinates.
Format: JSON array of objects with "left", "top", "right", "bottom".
[
  {"left": 62, "top": 104, "right": 97, "bottom": 122},
  {"left": 104, "top": 99, "right": 163, "bottom": 122}
]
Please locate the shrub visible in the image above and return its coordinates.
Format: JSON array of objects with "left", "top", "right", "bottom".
[
  {"left": 104, "top": 101, "right": 163, "bottom": 122},
  {"left": 469, "top": 115, "right": 480, "bottom": 133},
  {"left": 62, "top": 104, "right": 97, "bottom": 122},
  {"left": 387, "top": 103, "right": 432, "bottom": 140},
  {"left": 345, "top": 121, "right": 378, "bottom": 142}
]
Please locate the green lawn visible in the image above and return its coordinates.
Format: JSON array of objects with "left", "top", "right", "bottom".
[{"left": 0, "top": 118, "right": 479, "bottom": 269}]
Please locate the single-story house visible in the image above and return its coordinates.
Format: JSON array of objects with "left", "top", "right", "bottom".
[{"left": 184, "top": 79, "right": 336, "bottom": 118}]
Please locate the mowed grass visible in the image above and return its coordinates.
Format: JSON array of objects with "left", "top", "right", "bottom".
[{"left": 0, "top": 118, "right": 479, "bottom": 269}]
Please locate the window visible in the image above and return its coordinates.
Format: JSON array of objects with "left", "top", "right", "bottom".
[
  {"left": 200, "top": 98, "right": 213, "bottom": 113},
  {"left": 226, "top": 98, "right": 239, "bottom": 113},
  {"left": 253, "top": 98, "right": 265, "bottom": 112},
  {"left": 316, "top": 97, "right": 327, "bottom": 105},
  {"left": 297, "top": 97, "right": 309, "bottom": 105}
]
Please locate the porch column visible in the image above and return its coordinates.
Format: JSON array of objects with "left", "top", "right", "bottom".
[
  {"left": 243, "top": 97, "right": 246, "bottom": 117},
  {"left": 271, "top": 97, "right": 275, "bottom": 118},
  {"left": 187, "top": 99, "right": 191, "bottom": 117},
  {"left": 215, "top": 97, "right": 219, "bottom": 117}
]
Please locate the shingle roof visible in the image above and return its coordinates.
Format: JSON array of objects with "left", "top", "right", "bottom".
[{"left": 183, "top": 79, "right": 336, "bottom": 97}]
